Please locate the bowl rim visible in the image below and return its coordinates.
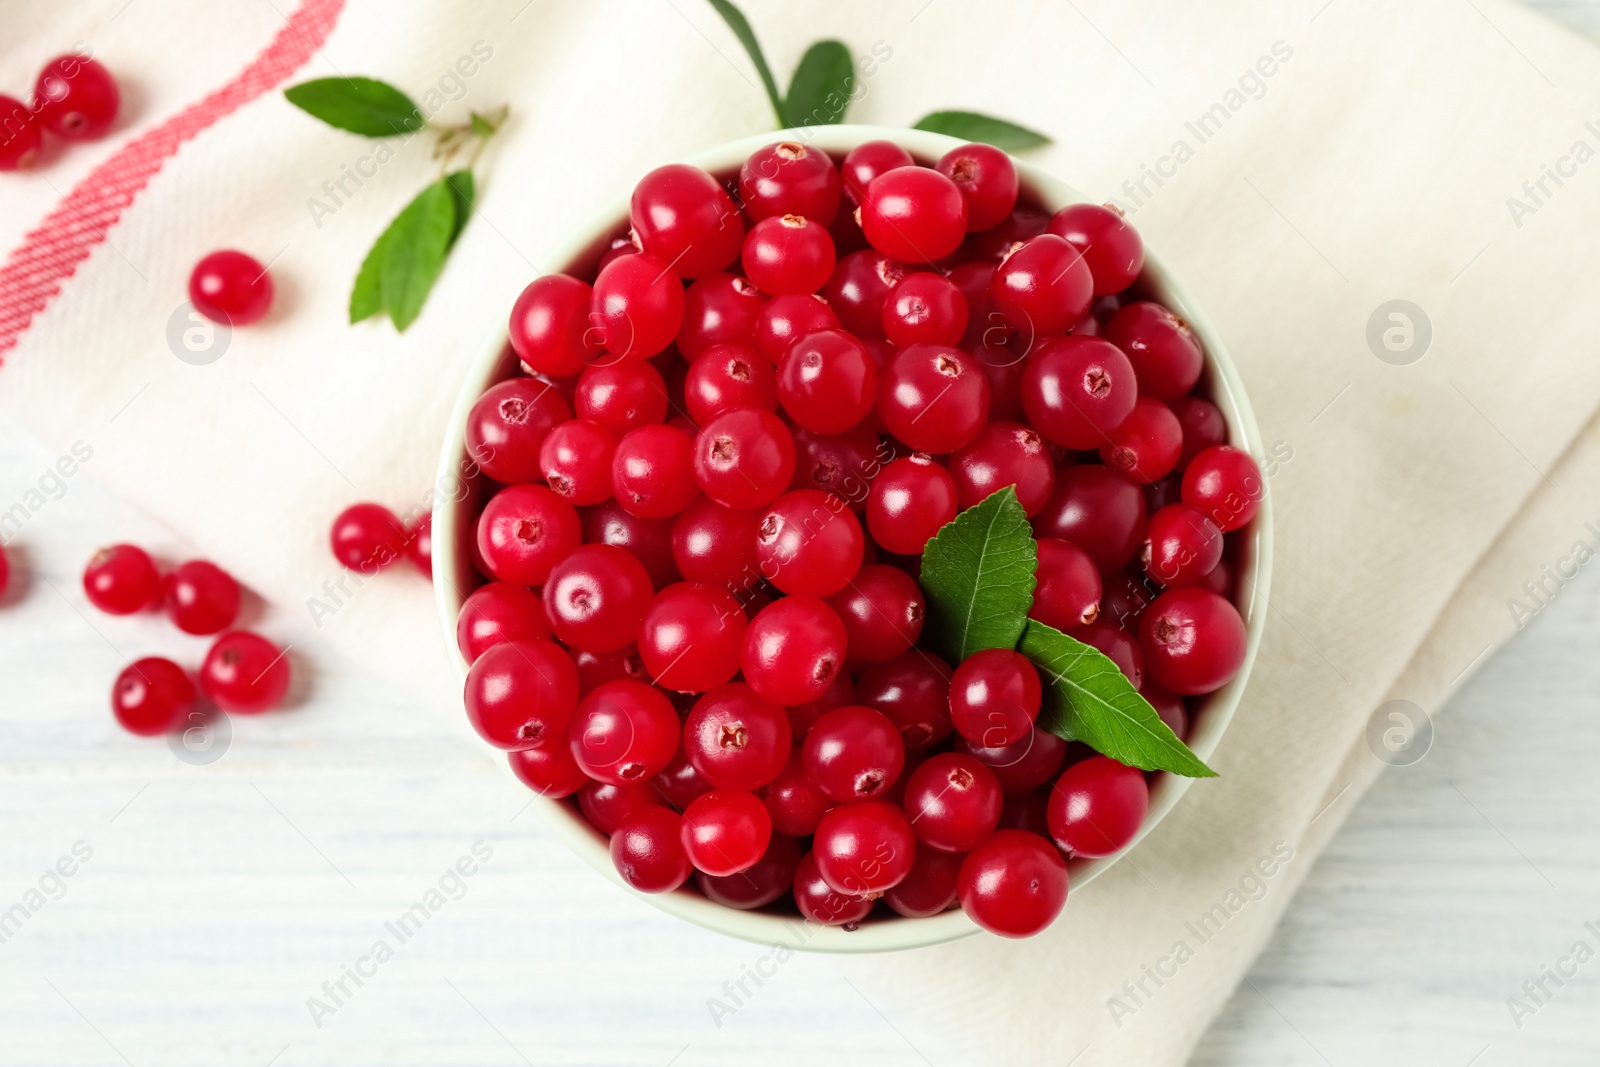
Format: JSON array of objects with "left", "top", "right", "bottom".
[{"left": 433, "top": 123, "right": 1275, "bottom": 954}]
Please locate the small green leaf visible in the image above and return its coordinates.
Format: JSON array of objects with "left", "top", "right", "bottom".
[
  {"left": 912, "top": 111, "right": 1053, "bottom": 152},
  {"left": 444, "top": 170, "right": 475, "bottom": 246},
  {"left": 380, "top": 178, "right": 458, "bottom": 331},
  {"left": 469, "top": 112, "right": 496, "bottom": 138},
  {"left": 1021, "top": 620, "right": 1217, "bottom": 778},
  {"left": 284, "top": 77, "right": 424, "bottom": 138},
  {"left": 783, "top": 40, "right": 854, "bottom": 127},
  {"left": 348, "top": 227, "right": 392, "bottom": 324},
  {"left": 705, "top": 0, "right": 786, "bottom": 128},
  {"left": 918, "top": 487, "right": 1037, "bottom": 662}
]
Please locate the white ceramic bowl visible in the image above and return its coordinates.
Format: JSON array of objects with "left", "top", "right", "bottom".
[{"left": 434, "top": 124, "right": 1273, "bottom": 954}]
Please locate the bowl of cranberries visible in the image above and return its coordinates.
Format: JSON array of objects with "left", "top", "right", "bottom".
[{"left": 433, "top": 126, "right": 1271, "bottom": 951}]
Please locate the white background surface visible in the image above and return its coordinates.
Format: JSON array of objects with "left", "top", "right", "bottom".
[{"left": 5, "top": 2, "right": 1600, "bottom": 1064}]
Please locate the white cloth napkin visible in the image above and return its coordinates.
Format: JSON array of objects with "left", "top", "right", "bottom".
[{"left": 7, "top": 0, "right": 1600, "bottom": 1062}]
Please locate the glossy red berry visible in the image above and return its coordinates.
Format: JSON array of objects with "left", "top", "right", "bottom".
[
  {"left": 684, "top": 682, "right": 792, "bottom": 790},
  {"left": 1072, "top": 617, "right": 1145, "bottom": 687},
  {"left": 742, "top": 595, "right": 847, "bottom": 705},
  {"left": 630, "top": 163, "right": 743, "bottom": 278},
  {"left": 508, "top": 743, "right": 589, "bottom": 798},
  {"left": 753, "top": 293, "right": 840, "bottom": 363},
  {"left": 83, "top": 544, "right": 162, "bottom": 614},
  {"left": 824, "top": 250, "right": 905, "bottom": 340},
  {"left": 670, "top": 498, "right": 761, "bottom": 591},
  {"left": 697, "top": 833, "right": 803, "bottom": 909},
  {"left": 466, "top": 377, "right": 573, "bottom": 483},
  {"left": 1182, "top": 445, "right": 1263, "bottom": 532},
  {"left": 583, "top": 501, "right": 679, "bottom": 589},
  {"left": 692, "top": 407, "right": 796, "bottom": 510},
  {"left": 777, "top": 329, "right": 878, "bottom": 433},
  {"left": 684, "top": 343, "right": 777, "bottom": 423},
  {"left": 825, "top": 564, "right": 924, "bottom": 664},
  {"left": 742, "top": 214, "right": 836, "bottom": 295},
  {"left": 955, "top": 726, "right": 1067, "bottom": 793},
  {"left": 948, "top": 421, "right": 1054, "bottom": 516},
  {"left": 957, "top": 829, "right": 1068, "bottom": 938},
  {"left": 539, "top": 419, "right": 617, "bottom": 505},
  {"left": 1104, "top": 302, "right": 1203, "bottom": 401},
  {"left": 331, "top": 502, "right": 409, "bottom": 574},
  {"left": 1030, "top": 537, "right": 1103, "bottom": 632},
  {"left": 568, "top": 679, "right": 679, "bottom": 784},
  {"left": 612, "top": 424, "right": 698, "bottom": 519},
  {"left": 949, "top": 648, "right": 1042, "bottom": 749},
  {"left": 856, "top": 652, "right": 953, "bottom": 749},
  {"left": 1142, "top": 683, "right": 1190, "bottom": 741},
  {"left": 791, "top": 425, "right": 887, "bottom": 509},
  {"left": 755, "top": 490, "right": 864, "bottom": 597},
  {"left": 463, "top": 638, "right": 580, "bottom": 750},
  {"left": 611, "top": 807, "right": 694, "bottom": 892},
  {"left": 1032, "top": 464, "right": 1149, "bottom": 574},
  {"left": 33, "top": 56, "right": 120, "bottom": 139},
  {"left": 509, "top": 275, "right": 597, "bottom": 376},
  {"left": 456, "top": 582, "right": 551, "bottom": 662},
  {"left": 544, "top": 543, "right": 654, "bottom": 653},
  {"left": 866, "top": 455, "right": 957, "bottom": 556},
  {"left": 571, "top": 644, "right": 649, "bottom": 697},
  {"left": 574, "top": 359, "right": 668, "bottom": 437},
  {"left": 1140, "top": 587, "right": 1247, "bottom": 694},
  {"left": 1171, "top": 396, "right": 1228, "bottom": 470},
  {"left": 580, "top": 779, "right": 666, "bottom": 834},
  {"left": 680, "top": 789, "right": 772, "bottom": 876},
  {"left": 991, "top": 235, "right": 1092, "bottom": 338},
  {"left": 0, "top": 98, "right": 42, "bottom": 170},
  {"left": 760, "top": 751, "right": 832, "bottom": 835},
  {"left": 784, "top": 672, "right": 855, "bottom": 739},
  {"left": 162, "top": 560, "right": 240, "bottom": 635},
  {"left": 738, "top": 141, "right": 842, "bottom": 224},
  {"left": 841, "top": 140, "right": 914, "bottom": 204},
  {"left": 405, "top": 512, "right": 432, "bottom": 576},
  {"left": 638, "top": 582, "right": 747, "bottom": 692},
  {"left": 200, "top": 631, "right": 290, "bottom": 714},
  {"left": 859, "top": 167, "right": 967, "bottom": 263},
  {"left": 591, "top": 252, "right": 684, "bottom": 360},
  {"left": 904, "top": 752, "right": 1004, "bottom": 853},
  {"left": 1143, "top": 504, "right": 1224, "bottom": 589},
  {"left": 1048, "top": 756, "right": 1149, "bottom": 858},
  {"left": 476, "top": 485, "right": 581, "bottom": 586},
  {"left": 1100, "top": 396, "right": 1182, "bottom": 484},
  {"left": 884, "top": 847, "right": 964, "bottom": 918},
  {"left": 1022, "top": 336, "right": 1139, "bottom": 449},
  {"left": 793, "top": 850, "right": 874, "bottom": 926},
  {"left": 937, "top": 142, "right": 1018, "bottom": 232},
  {"left": 878, "top": 345, "right": 990, "bottom": 454},
  {"left": 803, "top": 704, "right": 905, "bottom": 802},
  {"left": 813, "top": 800, "right": 917, "bottom": 896},
  {"left": 881, "top": 272, "right": 967, "bottom": 348},
  {"left": 112, "top": 658, "right": 195, "bottom": 737},
  {"left": 969, "top": 205, "right": 1051, "bottom": 262},
  {"left": 678, "top": 273, "right": 767, "bottom": 358},
  {"left": 189, "top": 250, "right": 273, "bottom": 326},
  {"left": 1047, "top": 203, "right": 1144, "bottom": 295}
]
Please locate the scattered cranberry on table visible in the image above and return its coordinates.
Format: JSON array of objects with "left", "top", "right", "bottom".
[
  {"left": 83, "top": 543, "right": 163, "bottom": 614},
  {"left": 189, "top": 250, "right": 274, "bottom": 326},
  {"left": 33, "top": 55, "right": 120, "bottom": 140},
  {"left": 200, "top": 630, "right": 291, "bottom": 714},
  {"left": 111, "top": 657, "right": 196, "bottom": 736}
]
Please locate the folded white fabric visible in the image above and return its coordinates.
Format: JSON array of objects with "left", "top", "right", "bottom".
[{"left": 6, "top": 0, "right": 1600, "bottom": 1062}]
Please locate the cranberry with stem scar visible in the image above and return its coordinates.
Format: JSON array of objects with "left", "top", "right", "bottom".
[
  {"left": 1021, "top": 336, "right": 1139, "bottom": 450},
  {"left": 683, "top": 343, "right": 778, "bottom": 423},
  {"left": 877, "top": 345, "right": 991, "bottom": 455},
  {"left": 948, "top": 421, "right": 1055, "bottom": 516},
  {"left": 777, "top": 329, "right": 878, "bottom": 433},
  {"left": 543, "top": 543, "right": 654, "bottom": 653},
  {"left": 738, "top": 141, "right": 842, "bottom": 225},
  {"left": 742, "top": 595, "right": 848, "bottom": 706},
  {"left": 742, "top": 214, "right": 837, "bottom": 295},
  {"left": 754, "top": 293, "right": 840, "bottom": 364},
  {"left": 859, "top": 167, "right": 967, "bottom": 263},
  {"left": 678, "top": 273, "right": 768, "bottom": 359},
  {"left": 33, "top": 56, "right": 120, "bottom": 139},
  {"left": 855, "top": 651, "right": 954, "bottom": 749},
  {"left": 200, "top": 631, "right": 290, "bottom": 714},
  {"left": 692, "top": 407, "right": 796, "bottom": 510},
  {"left": 937, "top": 142, "right": 1019, "bottom": 232},
  {"left": 825, "top": 564, "right": 925, "bottom": 665},
  {"left": 1029, "top": 537, "right": 1103, "bottom": 632},
  {"left": 1139, "top": 587, "right": 1247, "bottom": 694},
  {"left": 568, "top": 679, "right": 680, "bottom": 785},
  {"left": 683, "top": 682, "right": 792, "bottom": 790},
  {"left": 466, "top": 377, "right": 572, "bottom": 484},
  {"left": 823, "top": 249, "right": 905, "bottom": 340},
  {"left": 802, "top": 704, "right": 906, "bottom": 802},
  {"left": 83, "top": 544, "right": 162, "bottom": 615},
  {"left": 611, "top": 423, "right": 699, "bottom": 519},
  {"left": 754, "top": 490, "right": 864, "bottom": 598},
  {"left": 637, "top": 582, "right": 747, "bottom": 693},
  {"left": 462, "top": 638, "right": 580, "bottom": 750},
  {"left": 476, "top": 485, "right": 581, "bottom": 586},
  {"left": 991, "top": 234, "right": 1092, "bottom": 337},
  {"left": 903, "top": 752, "right": 1003, "bottom": 853}
]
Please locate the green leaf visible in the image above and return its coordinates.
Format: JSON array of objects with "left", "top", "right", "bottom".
[
  {"left": 1021, "top": 620, "right": 1217, "bottom": 778},
  {"left": 912, "top": 111, "right": 1053, "bottom": 152},
  {"left": 284, "top": 77, "right": 424, "bottom": 138},
  {"left": 918, "top": 487, "right": 1037, "bottom": 662},
  {"left": 348, "top": 224, "right": 391, "bottom": 324},
  {"left": 379, "top": 178, "right": 458, "bottom": 331},
  {"left": 469, "top": 112, "right": 496, "bottom": 138},
  {"left": 444, "top": 170, "right": 475, "bottom": 246},
  {"left": 783, "top": 40, "right": 854, "bottom": 127},
  {"left": 705, "top": 0, "right": 786, "bottom": 127}
]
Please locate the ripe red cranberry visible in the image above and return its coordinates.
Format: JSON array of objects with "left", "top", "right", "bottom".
[
  {"left": 112, "top": 658, "right": 195, "bottom": 736},
  {"left": 785, "top": 671, "right": 855, "bottom": 738},
  {"left": 509, "top": 275, "right": 597, "bottom": 376},
  {"left": 508, "top": 743, "right": 589, "bottom": 798},
  {"left": 1140, "top": 587, "right": 1247, "bottom": 694},
  {"left": 83, "top": 544, "right": 162, "bottom": 614},
  {"left": 539, "top": 418, "right": 618, "bottom": 505},
  {"left": 755, "top": 490, "right": 863, "bottom": 597},
  {"left": 1032, "top": 464, "right": 1149, "bottom": 574},
  {"left": 670, "top": 498, "right": 760, "bottom": 590},
  {"left": 969, "top": 205, "right": 1051, "bottom": 262},
  {"left": 463, "top": 638, "right": 579, "bottom": 749},
  {"left": 678, "top": 273, "right": 767, "bottom": 358},
  {"left": 1144, "top": 473, "right": 1183, "bottom": 513},
  {"left": 591, "top": 252, "right": 684, "bottom": 360},
  {"left": 579, "top": 779, "right": 666, "bottom": 834},
  {"left": 859, "top": 166, "right": 967, "bottom": 263},
  {"left": 937, "top": 142, "right": 1019, "bottom": 231},
  {"left": 825, "top": 564, "right": 924, "bottom": 664},
  {"left": 823, "top": 250, "right": 905, "bottom": 340},
  {"left": 866, "top": 455, "right": 957, "bottom": 556},
  {"left": 760, "top": 751, "right": 832, "bottom": 835},
  {"left": 813, "top": 800, "right": 917, "bottom": 896},
  {"left": 612, "top": 423, "right": 699, "bottom": 518},
  {"left": 949, "top": 649, "right": 1042, "bottom": 748},
  {"left": 1200, "top": 555, "right": 1236, "bottom": 600},
  {"left": 0, "top": 98, "right": 42, "bottom": 170},
  {"left": 684, "top": 682, "right": 792, "bottom": 790},
  {"left": 742, "top": 214, "right": 836, "bottom": 295},
  {"left": 405, "top": 512, "right": 432, "bottom": 576},
  {"left": 466, "top": 377, "right": 572, "bottom": 483},
  {"left": 162, "top": 560, "right": 240, "bottom": 635},
  {"left": 878, "top": 344, "right": 990, "bottom": 454},
  {"left": 331, "top": 502, "right": 409, "bottom": 574},
  {"left": 476, "top": 485, "right": 581, "bottom": 586},
  {"left": 958, "top": 829, "right": 1069, "bottom": 938},
  {"left": 793, "top": 850, "right": 874, "bottom": 926},
  {"left": 1104, "top": 302, "right": 1203, "bottom": 401},
  {"left": 777, "top": 329, "right": 878, "bottom": 433},
  {"left": 791, "top": 424, "right": 887, "bottom": 509},
  {"left": 188, "top": 250, "right": 273, "bottom": 326},
  {"left": 692, "top": 407, "right": 796, "bottom": 510},
  {"left": 684, "top": 343, "right": 777, "bottom": 423},
  {"left": 802, "top": 704, "right": 905, "bottom": 802},
  {"left": 991, "top": 234, "right": 1092, "bottom": 338},
  {"left": 1171, "top": 396, "right": 1228, "bottom": 470},
  {"left": 1141, "top": 683, "right": 1190, "bottom": 741},
  {"left": 1047, "top": 203, "right": 1145, "bottom": 295},
  {"left": 904, "top": 752, "right": 1004, "bottom": 853},
  {"left": 884, "top": 847, "right": 963, "bottom": 917},
  {"left": 584, "top": 500, "right": 679, "bottom": 589},
  {"left": 1048, "top": 756, "right": 1149, "bottom": 857},
  {"left": 998, "top": 786, "right": 1052, "bottom": 836},
  {"left": 596, "top": 234, "right": 639, "bottom": 273},
  {"left": 753, "top": 293, "right": 840, "bottom": 363},
  {"left": 697, "top": 832, "right": 803, "bottom": 909},
  {"left": 680, "top": 789, "right": 772, "bottom": 875},
  {"left": 33, "top": 56, "right": 120, "bottom": 139},
  {"left": 200, "top": 631, "right": 290, "bottom": 714},
  {"left": 841, "top": 140, "right": 914, "bottom": 203},
  {"left": 653, "top": 745, "right": 713, "bottom": 809},
  {"left": 1030, "top": 537, "right": 1103, "bottom": 632},
  {"left": 738, "top": 141, "right": 842, "bottom": 224},
  {"left": 742, "top": 595, "right": 847, "bottom": 705},
  {"left": 955, "top": 726, "right": 1067, "bottom": 793},
  {"left": 1182, "top": 445, "right": 1263, "bottom": 532},
  {"left": 1100, "top": 396, "right": 1182, "bottom": 484},
  {"left": 544, "top": 543, "right": 654, "bottom": 653},
  {"left": 881, "top": 272, "right": 968, "bottom": 348},
  {"left": 1142, "top": 504, "right": 1224, "bottom": 589},
  {"left": 456, "top": 582, "right": 551, "bottom": 662},
  {"left": 638, "top": 582, "right": 747, "bottom": 692},
  {"left": 1071, "top": 617, "right": 1145, "bottom": 687},
  {"left": 1021, "top": 336, "right": 1138, "bottom": 449},
  {"left": 856, "top": 652, "right": 953, "bottom": 749},
  {"left": 610, "top": 807, "right": 694, "bottom": 892},
  {"left": 630, "top": 163, "right": 743, "bottom": 278},
  {"left": 572, "top": 644, "right": 649, "bottom": 696},
  {"left": 947, "top": 421, "right": 1054, "bottom": 516},
  {"left": 568, "top": 679, "right": 679, "bottom": 784}
]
